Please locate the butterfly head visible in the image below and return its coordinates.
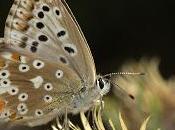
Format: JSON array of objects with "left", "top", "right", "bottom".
[{"left": 95, "top": 76, "right": 111, "bottom": 96}]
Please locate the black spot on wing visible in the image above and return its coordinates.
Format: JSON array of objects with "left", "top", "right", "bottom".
[
  {"left": 38, "top": 35, "right": 48, "bottom": 42},
  {"left": 38, "top": 11, "right": 44, "bottom": 18},
  {"left": 64, "top": 47, "right": 75, "bottom": 54}
]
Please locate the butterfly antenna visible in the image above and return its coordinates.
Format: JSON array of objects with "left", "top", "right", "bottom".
[
  {"left": 103, "top": 72, "right": 145, "bottom": 79},
  {"left": 112, "top": 72, "right": 145, "bottom": 75}
]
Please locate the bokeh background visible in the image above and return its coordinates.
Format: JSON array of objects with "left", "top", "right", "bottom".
[
  {"left": 0, "top": 0, "right": 175, "bottom": 130},
  {"left": 0, "top": 0, "right": 175, "bottom": 79}
]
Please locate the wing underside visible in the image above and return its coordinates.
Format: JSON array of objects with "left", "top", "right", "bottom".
[{"left": 0, "top": 48, "right": 81, "bottom": 126}]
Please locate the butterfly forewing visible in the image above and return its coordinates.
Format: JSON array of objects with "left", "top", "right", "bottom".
[
  {"left": 4, "top": 0, "right": 96, "bottom": 86},
  {"left": 0, "top": 50, "right": 82, "bottom": 126}
]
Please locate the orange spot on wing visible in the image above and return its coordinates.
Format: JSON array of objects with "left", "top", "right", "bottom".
[
  {"left": 11, "top": 53, "right": 21, "bottom": 62},
  {"left": 0, "top": 99, "right": 6, "bottom": 112},
  {"left": 0, "top": 59, "right": 6, "bottom": 68},
  {"left": 9, "top": 111, "right": 17, "bottom": 120},
  {"left": 9, "top": 110, "right": 23, "bottom": 121}
]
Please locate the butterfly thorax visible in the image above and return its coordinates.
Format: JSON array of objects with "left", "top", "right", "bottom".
[{"left": 68, "top": 76, "right": 110, "bottom": 114}]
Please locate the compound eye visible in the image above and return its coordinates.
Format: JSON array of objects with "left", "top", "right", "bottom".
[{"left": 98, "top": 78, "right": 104, "bottom": 89}]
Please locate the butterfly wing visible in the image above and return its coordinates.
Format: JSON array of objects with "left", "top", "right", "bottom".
[
  {"left": 4, "top": 0, "right": 96, "bottom": 87},
  {"left": 0, "top": 48, "right": 82, "bottom": 126}
]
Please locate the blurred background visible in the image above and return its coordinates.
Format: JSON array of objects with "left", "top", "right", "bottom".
[
  {"left": 0, "top": 0, "right": 175, "bottom": 79},
  {"left": 0, "top": 0, "right": 175, "bottom": 130}
]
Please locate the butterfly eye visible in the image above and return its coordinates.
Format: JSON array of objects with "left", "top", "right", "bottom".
[
  {"left": 44, "top": 83, "right": 53, "bottom": 91},
  {"left": 0, "top": 79, "right": 11, "bottom": 87},
  {"left": 97, "top": 78, "right": 104, "bottom": 89},
  {"left": 33, "top": 60, "right": 45, "bottom": 69},
  {"left": 8, "top": 87, "right": 19, "bottom": 95},
  {"left": 0, "top": 70, "right": 10, "bottom": 79},
  {"left": 55, "top": 70, "right": 64, "bottom": 79},
  {"left": 35, "top": 109, "right": 44, "bottom": 117},
  {"left": 43, "top": 95, "right": 53, "bottom": 103},
  {"left": 18, "top": 93, "right": 29, "bottom": 101},
  {"left": 19, "top": 64, "right": 30, "bottom": 72},
  {"left": 96, "top": 78, "right": 110, "bottom": 95}
]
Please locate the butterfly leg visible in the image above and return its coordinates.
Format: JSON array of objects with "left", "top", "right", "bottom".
[
  {"left": 99, "top": 95, "right": 104, "bottom": 111},
  {"left": 87, "top": 110, "right": 91, "bottom": 121},
  {"left": 92, "top": 97, "right": 104, "bottom": 129},
  {"left": 63, "top": 108, "right": 69, "bottom": 130},
  {"left": 92, "top": 107, "right": 97, "bottom": 130},
  {"left": 54, "top": 116, "right": 63, "bottom": 130}
]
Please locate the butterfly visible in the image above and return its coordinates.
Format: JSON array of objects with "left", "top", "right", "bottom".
[
  {"left": 0, "top": 0, "right": 143, "bottom": 128},
  {"left": 0, "top": 0, "right": 113, "bottom": 127}
]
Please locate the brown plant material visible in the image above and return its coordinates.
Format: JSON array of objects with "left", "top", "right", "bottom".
[{"left": 111, "top": 58, "right": 175, "bottom": 130}]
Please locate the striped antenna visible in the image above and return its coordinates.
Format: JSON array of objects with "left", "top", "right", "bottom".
[
  {"left": 103, "top": 72, "right": 145, "bottom": 79},
  {"left": 111, "top": 72, "right": 145, "bottom": 75}
]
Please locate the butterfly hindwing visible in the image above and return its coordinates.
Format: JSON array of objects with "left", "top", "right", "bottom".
[
  {"left": 4, "top": 0, "right": 96, "bottom": 86},
  {"left": 0, "top": 49, "right": 82, "bottom": 126}
]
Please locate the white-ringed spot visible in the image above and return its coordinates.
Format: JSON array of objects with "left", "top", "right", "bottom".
[
  {"left": 0, "top": 79, "right": 11, "bottom": 87},
  {"left": 33, "top": 60, "right": 45, "bottom": 69},
  {"left": 1, "top": 109, "right": 10, "bottom": 118},
  {"left": 17, "top": 103, "right": 28, "bottom": 115},
  {"left": 0, "top": 70, "right": 10, "bottom": 79},
  {"left": 19, "top": 108, "right": 28, "bottom": 115},
  {"left": 17, "top": 103, "right": 27, "bottom": 111},
  {"left": 53, "top": 7, "right": 62, "bottom": 18},
  {"left": 18, "top": 93, "right": 28, "bottom": 101},
  {"left": 8, "top": 86, "right": 19, "bottom": 95},
  {"left": 43, "top": 95, "right": 53, "bottom": 103},
  {"left": 35, "top": 109, "right": 44, "bottom": 116},
  {"left": 44, "top": 83, "right": 53, "bottom": 91},
  {"left": 19, "top": 64, "right": 30, "bottom": 72},
  {"left": 55, "top": 70, "right": 63, "bottom": 79}
]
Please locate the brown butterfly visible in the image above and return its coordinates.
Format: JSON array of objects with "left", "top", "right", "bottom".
[
  {"left": 0, "top": 0, "right": 111, "bottom": 127},
  {"left": 0, "top": 0, "right": 143, "bottom": 128}
]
